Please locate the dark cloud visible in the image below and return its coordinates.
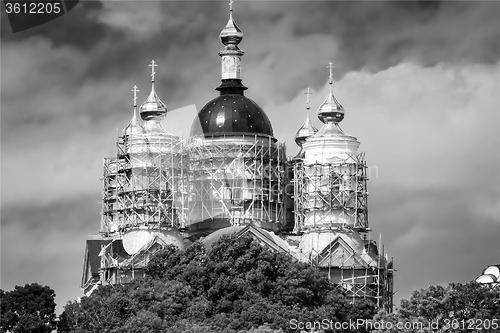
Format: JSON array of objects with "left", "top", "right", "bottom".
[
  {"left": 1, "top": 1, "right": 229, "bottom": 92},
  {"left": 369, "top": 185, "right": 500, "bottom": 304},
  {"left": 82, "top": 1, "right": 226, "bottom": 81},
  {"left": 2, "top": 1, "right": 499, "bottom": 310},
  {"left": 4, "top": 1, "right": 499, "bottom": 92},
  {"left": 1, "top": 1, "right": 116, "bottom": 50},
  {"left": 289, "top": 1, "right": 500, "bottom": 73}
]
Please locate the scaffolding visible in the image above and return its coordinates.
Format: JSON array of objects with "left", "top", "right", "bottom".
[
  {"left": 332, "top": 244, "right": 394, "bottom": 311},
  {"left": 186, "top": 134, "right": 286, "bottom": 234},
  {"left": 295, "top": 230, "right": 394, "bottom": 311},
  {"left": 291, "top": 152, "right": 393, "bottom": 311},
  {"left": 93, "top": 112, "right": 393, "bottom": 309},
  {"left": 100, "top": 129, "right": 189, "bottom": 235},
  {"left": 98, "top": 236, "right": 169, "bottom": 287},
  {"left": 292, "top": 152, "right": 368, "bottom": 233}
]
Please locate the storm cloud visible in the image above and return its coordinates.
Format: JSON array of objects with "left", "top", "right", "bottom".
[{"left": 2, "top": 0, "right": 499, "bottom": 312}]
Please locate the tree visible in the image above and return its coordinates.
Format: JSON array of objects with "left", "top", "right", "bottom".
[
  {"left": 1, "top": 283, "right": 57, "bottom": 333},
  {"left": 60, "top": 235, "right": 375, "bottom": 332},
  {"left": 371, "top": 282, "right": 500, "bottom": 333}
]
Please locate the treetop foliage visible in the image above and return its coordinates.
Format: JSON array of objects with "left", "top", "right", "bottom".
[
  {"left": 4, "top": 236, "right": 499, "bottom": 333},
  {"left": 0, "top": 283, "right": 57, "bottom": 333},
  {"left": 371, "top": 282, "right": 500, "bottom": 333},
  {"left": 58, "top": 234, "right": 375, "bottom": 332}
]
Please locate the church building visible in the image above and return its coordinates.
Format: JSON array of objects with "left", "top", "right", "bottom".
[{"left": 81, "top": 2, "right": 394, "bottom": 310}]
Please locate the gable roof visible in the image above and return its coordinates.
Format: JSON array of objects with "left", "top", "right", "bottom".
[
  {"left": 201, "top": 225, "right": 291, "bottom": 254},
  {"left": 309, "top": 232, "right": 380, "bottom": 269}
]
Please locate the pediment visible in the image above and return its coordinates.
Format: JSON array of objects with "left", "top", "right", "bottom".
[
  {"left": 313, "top": 237, "right": 366, "bottom": 268},
  {"left": 234, "top": 225, "right": 288, "bottom": 254}
]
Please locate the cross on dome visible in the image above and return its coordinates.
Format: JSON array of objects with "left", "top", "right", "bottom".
[
  {"left": 132, "top": 85, "right": 140, "bottom": 107},
  {"left": 304, "top": 87, "right": 313, "bottom": 110},
  {"left": 149, "top": 60, "right": 158, "bottom": 82},
  {"left": 229, "top": 0, "right": 233, "bottom": 12},
  {"left": 327, "top": 61, "right": 335, "bottom": 84}
]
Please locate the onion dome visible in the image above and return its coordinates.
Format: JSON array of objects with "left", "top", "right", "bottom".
[
  {"left": 190, "top": 0, "right": 273, "bottom": 138},
  {"left": 318, "top": 62, "right": 345, "bottom": 124},
  {"left": 303, "top": 64, "right": 359, "bottom": 165},
  {"left": 295, "top": 88, "right": 318, "bottom": 146},
  {"left": 123, "top": 85, "right": 143, "bottom": 136},
  {"left": 220, "top": 1, "right": 243, "bottom": 46},
  {"left": 140, "top": 60, "right": 167, "bottom": 121},
  {"left": 191, "top": 94, "right": 273, "bottom": 137},
  {"left": 310, "top": 62, "right": 357, "bottom": 140},
  {"left": 294, "top": 88, "right": 318, "bottom": 159},
  {"left": 294, "top": 115, "right": 317, "bottom": 146}
]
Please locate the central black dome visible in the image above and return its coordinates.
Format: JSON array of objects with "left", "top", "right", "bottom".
[{"left": 191, "top": 80, "right": 273, "bottom": 137}]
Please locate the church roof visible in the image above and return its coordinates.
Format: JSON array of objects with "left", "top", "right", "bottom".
[
  {"left": 201, "top": 225, "right": 291, "bottom": 254},
  {"left": 191, "top": 93, "right": 273, "bottom": 137},
  {"left": 306, "top": 232, "right": 381, "bottom": 269},
  {"left": 191, "top": 2, "right": 273, "bottom": 138}
]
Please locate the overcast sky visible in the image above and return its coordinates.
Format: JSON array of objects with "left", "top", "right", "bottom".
[{"left": 1, "top": 0, "right": 499, "bottom": 313}]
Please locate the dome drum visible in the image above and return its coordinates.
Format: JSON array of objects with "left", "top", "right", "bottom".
[{"left": 186, "top": 128, "right": 285, "bottom": 234}]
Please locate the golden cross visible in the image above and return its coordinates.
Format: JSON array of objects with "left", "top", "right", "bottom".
[
  {"left": 132, "top": 85, "right": 140, "bottom": 106},
  {"left": 304, "top": 87, "right": 312, "bottom": 108},
  {"left": 327, "top": 61, "right": 335, "bottom": 83},
  {"left": 149, "top": 60, "right": 157, "bottom": 82},
  {"left": 229, "top": 0, "right": 233, "bottom": 11}
]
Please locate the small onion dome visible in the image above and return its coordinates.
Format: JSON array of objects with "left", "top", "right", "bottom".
[
  {"left": 122, "top": 107, "right": 143, "bottom": 137},
  {"left": 122, "top": 117, "right": 143, "bottom": 136},
  {"left": 220, "top": 9, "right": 243, "bottom": 46},
  {"left": 295, "top": 113, "right": 318, "bottom": 147},
  {"left": 318, "top": 84, "right": 344, "bottom": 123},
  {"left": 140, "top": 84, "right": 167, "bottom": 120},
  {"left": 294, "top": 114, "right": 317, "bottom": 160},
  {"left": 191, "top": 94, "right": 273, "bottom": 137},
  {"left": 319, "top": 62, "right": 345, "bottom": 124}
]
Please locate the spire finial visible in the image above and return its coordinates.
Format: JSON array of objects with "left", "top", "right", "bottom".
[
  {"left": 132, "top": 85, "right": 140, "bottom": 107},
  {"left": 219, "top": 0, "right": 244, "bottom": 83},
  {"left": 149, "top": 60, "right": 157, "bottom": 83},
  {"left": 304, "top": 87, "right": 312, "bottom": 111},
  {"left": 327, "top": 61, "right": 335, "bottom": 85}
]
